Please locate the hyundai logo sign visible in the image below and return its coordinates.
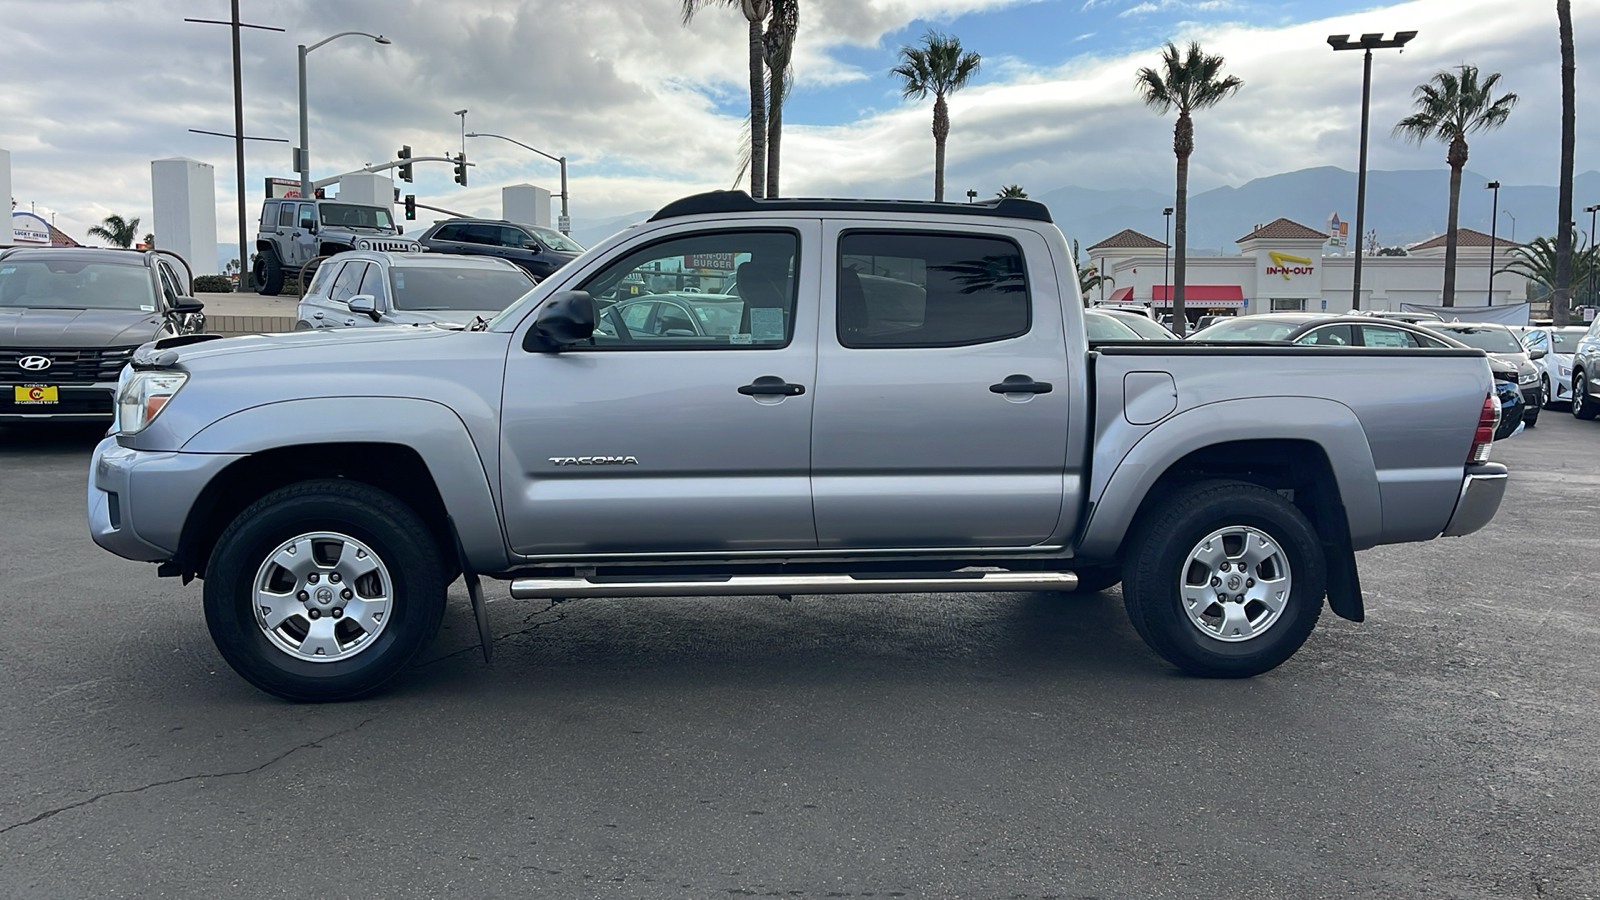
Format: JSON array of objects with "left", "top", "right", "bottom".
[{"left": 17, "top": 355, "right": 52, "bottom": 372}]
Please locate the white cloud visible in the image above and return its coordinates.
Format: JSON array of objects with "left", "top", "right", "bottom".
[{"left": 0, "top": 0, "right": 1594, "bottom": 260}]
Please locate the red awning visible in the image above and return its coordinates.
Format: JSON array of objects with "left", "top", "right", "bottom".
[
  {"left": 1153, "top": 285, "right": 1245, "bottom": 303},
  {"left": 1107, "top": 287, "right": 1135, "bottom": 303}
]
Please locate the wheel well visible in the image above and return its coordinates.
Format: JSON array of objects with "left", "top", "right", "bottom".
[
  {"left": 255, "top": 240, "right": 277, "bottom": 256},
  {"left": 1120, "top": 439, "right": 1345, "bottom": 558},
  {"left": 318, "top": 242, "right": 353, "bottom": 257},
  {"left": 177, "top": 443, "right": 456, "bottom": 581}
]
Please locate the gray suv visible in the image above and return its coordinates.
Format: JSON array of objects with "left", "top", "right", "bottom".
[
  {"left": 253, "top": 198, "right": 420, "bottom": 295},
  {"left": 1, "top": 247, "right": 204, "bottom": 423},
  {"left": 417, "top": 217, "right": 583, "bottom": 280}
]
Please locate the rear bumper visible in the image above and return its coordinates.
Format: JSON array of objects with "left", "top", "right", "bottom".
[{"left": 1441, "top": 463, "right": 1508, "bottom": 538}]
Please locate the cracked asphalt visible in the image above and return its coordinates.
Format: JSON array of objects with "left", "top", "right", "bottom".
[{"left": 2, "top": 415, "right": 1598, "bottom": 899}]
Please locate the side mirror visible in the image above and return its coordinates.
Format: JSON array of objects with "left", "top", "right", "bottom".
[
  {"left": 523, "top": 240, "right": 542, "bottom": 251},
  {"left": 1529, "top": 348, "right": 1547, "bottom": 361},
  {"left": 524, "top": 291, "right": 596, "bottom": 352},
  {"left": 167, "top": 296, "right": 205, "bottom": 316},
  {"left": 347, "top": 294, "right": 382, "bottom": 321}
]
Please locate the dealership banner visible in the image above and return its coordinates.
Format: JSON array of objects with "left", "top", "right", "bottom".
[{"left": 1400, "top": 302, "right": 1530, "bottom": 326}]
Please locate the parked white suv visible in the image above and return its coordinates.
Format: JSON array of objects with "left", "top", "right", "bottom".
[{"left": 295, "top": 252, "right": 535, "bottom": 330}]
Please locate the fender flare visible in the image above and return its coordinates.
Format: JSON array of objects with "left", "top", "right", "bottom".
[
  {"left": 182, "top": 396, "right": 508, "bottom": 574},
  {"left": 1077, "top": 396, "right": 1383, "bottom": 560}
]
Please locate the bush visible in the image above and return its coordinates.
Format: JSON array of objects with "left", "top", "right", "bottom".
[{"left": 193, "top": 275, "right": 235, "bottom": 293}]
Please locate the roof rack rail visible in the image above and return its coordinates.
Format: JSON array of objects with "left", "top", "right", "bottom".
[{"left": 649, "top": 190, "right": 1053, "bottom": 224}]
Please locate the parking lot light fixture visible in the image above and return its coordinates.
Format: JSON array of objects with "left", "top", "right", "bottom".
[
  {"left": 466, "top": 131, "right": 572, "bottom": 234},
  {"left": 298, "top": 31, "right": 391, "bottom": 198},
  {"left": 1329, "top": 29, "right": 1418, "bottom": 310},
  {"left": 1486, "top": 181, "right": 1500, "bottom": 305},
  {"left": 1586, "top": 203, "right": 1599, "bottom": 307}
]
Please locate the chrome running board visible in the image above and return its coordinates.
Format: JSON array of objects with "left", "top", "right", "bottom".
[{"left": 508, "top": 571, "right": 1078, "bottom": 600}]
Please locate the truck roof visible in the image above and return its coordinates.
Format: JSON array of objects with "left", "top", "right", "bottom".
[{"left": 650, "top": 191, "right": 1053, "bottom": 224}]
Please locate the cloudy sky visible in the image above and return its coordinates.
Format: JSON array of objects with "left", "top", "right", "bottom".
[{"left": 1, "top": 0, "right": 1594, "bottom": 262}]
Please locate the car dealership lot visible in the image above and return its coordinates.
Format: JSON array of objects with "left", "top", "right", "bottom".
[{"left": 2, "top": 419, "right": 1598, "bottom": 898}]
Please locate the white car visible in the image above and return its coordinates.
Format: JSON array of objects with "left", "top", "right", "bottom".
[{"left": 1520, "top": 325, "right": 1588, "bottom": 408}]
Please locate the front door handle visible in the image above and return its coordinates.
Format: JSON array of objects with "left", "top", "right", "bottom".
[
  {"left": 738, "top": 376, "right": 805, "bottom": 397},
  {"left": 989, "top": 374, "right": 1053, "bottom": 395}
]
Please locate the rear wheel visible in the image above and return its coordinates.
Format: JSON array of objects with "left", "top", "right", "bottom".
[
  {"left": 252, "top": 250, "right": 284, "bottom": 296},
  {"left": 1575, "top": 371, "right": 1598, "bottom": 420},
  {"left": 1122, "top": 480, "right": 1325, "bottom": 678},
  {"left": 203, "top": 480, "right": 447, "bottom": 702}
]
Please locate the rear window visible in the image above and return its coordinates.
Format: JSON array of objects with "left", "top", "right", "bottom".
[
  {"left": 390, "top": 265, "right": 533, "bottom": 312},
  {"left": 260, "top": 202, "right": 280, "bottom": 227},
  {"left": 838, "top": 231, "right": 1029, "bottom": 348},
  {"left": 0, "top": 259, "right": 156, "bottom": 311}
]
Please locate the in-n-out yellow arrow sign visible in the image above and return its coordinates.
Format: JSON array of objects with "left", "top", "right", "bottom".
[{"left": 1268, "top": 251, "right": 1314, "bottom": 280}]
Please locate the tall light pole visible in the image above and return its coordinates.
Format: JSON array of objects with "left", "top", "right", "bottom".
[
  {"left": 298, "top": 31, "right": 391, "bottom": 198},
  {"left": 1586, "top": 204, "right": 1599, "bottom": 310},
  {"left": 467, "top": 131, "right": 572, "bottom": 234},
  {"left": 1501, "top": 209, "right": 1516, "bottom": 243},
  {"left": 1329, "top": 30, "right": 1418, "bottom": 310},
  {"left": 1163, "top": 206, "right": 1173, "bottom": 310},
  {"left": 1485, "top": 181, "right": 1500, "bottom": 305}
]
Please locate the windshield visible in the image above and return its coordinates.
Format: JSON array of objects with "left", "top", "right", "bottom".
[
  {"left": 1438, "top": 325, "right": 1521, "bottom": 353},
  {"left": 526, "top": 225, "right": 585, "bottom": 253},
  {"left": 0, "top": 259, "right": 157, "bottom": 311},
  {"left": 320, "top": 203, "right": 394, "bottom": 231},
  {"left": 1552, "top": 328, "right": 1585, "bottom": 352},
  {"left": 390, "top": 265, "right": 534, "bottom": 312},
  {"left": 1084, "top": 310, "right": 1143, "bottom": 341},
  {"left": 1190, "top": 317, "right": 1302, "bottom": 342},
  {"left": 1104, "top": 311, "right": 1178, "bottom": 340}
]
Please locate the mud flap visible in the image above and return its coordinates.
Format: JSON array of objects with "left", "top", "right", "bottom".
[
  {"left": 1323, "top": 538, "right": 1365, "bottom": 623},
  {"left": 447, "top": 516, "right": 493, "bottom": 663}
]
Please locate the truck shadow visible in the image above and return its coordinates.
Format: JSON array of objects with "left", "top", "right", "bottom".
[{"left": 0, "top": 422, "right": 106, "bottom": 456}]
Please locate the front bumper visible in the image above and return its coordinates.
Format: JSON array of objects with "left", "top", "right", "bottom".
[
  {"left": 1441, "top": 463, "right": 1508, "bottom": 538},
  {"left": 1520, "top": 384, "right": 1542, "bottom": 416},
  {"left": 87, "top": 436, "right": 245, "bottom": 562},
  {"left": 0, "top": 382, "right": 115, "bottom": 420}
]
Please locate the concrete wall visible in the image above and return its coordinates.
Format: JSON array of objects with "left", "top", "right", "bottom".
[
  {"left": 151, "top": 157, "right": 219, "bottom": 275},
  {"left": 0, "top": 148, "right": 11, "bottom": 246}
]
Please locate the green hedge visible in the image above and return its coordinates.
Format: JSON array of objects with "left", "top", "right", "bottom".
[{"left": 193, "top": 275, "right": 235, "bottom": 293}]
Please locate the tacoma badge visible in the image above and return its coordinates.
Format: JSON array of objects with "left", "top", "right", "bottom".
[{"left": 549, "top": 456, "right": 640, "bottom": 466}]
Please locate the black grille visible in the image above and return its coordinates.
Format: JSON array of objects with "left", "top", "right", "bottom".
[{"left": 0, "top": 346, "right": 137, "bottom": 384}]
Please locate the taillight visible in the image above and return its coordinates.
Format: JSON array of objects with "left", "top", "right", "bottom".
[{"left": 1469, "top": 393, "right": 1498, "bottom": 464}]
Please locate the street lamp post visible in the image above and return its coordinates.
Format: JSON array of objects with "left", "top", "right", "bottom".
[
  {"left": 1486, "top": 181, "right": 1500, "bottom": 305},
  {"left": 1163, "top": 206, "right": 1173, "bottom": 310},
  {"left": 297, "top": 31, "right": 390, "bottom": 198},
  {"left": 1329, "top": 30, "right": 1417, "bottom": 310},
  {"left": 467, "top": 131, "right": 572, "bottom": 234},
  {"left": 1586, "top": 204, "right": 1600, "bottom": 310},
  {"left": 1501, "top": 209, "right": 1516, "bottom": 244}
]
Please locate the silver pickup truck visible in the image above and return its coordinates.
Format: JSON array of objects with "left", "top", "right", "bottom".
[{"left": 87, "top": 193, "right": 1508, "bottom": 702}]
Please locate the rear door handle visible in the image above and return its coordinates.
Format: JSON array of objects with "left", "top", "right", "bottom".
[
  {"left": 989, "top": 375, "right": 1053, "bottom": 395},
  {"left": 738, "top": 375, "right": 805, "bottom": 397}
]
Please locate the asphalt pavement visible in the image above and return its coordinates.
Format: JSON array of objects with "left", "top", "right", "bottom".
[{"left": 2, "top": 413, "right": 1598, "bottom": 899}]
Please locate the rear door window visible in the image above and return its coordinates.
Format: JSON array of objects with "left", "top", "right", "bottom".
[{"left": 837, "top": 231, "right": 1029, "bottom": 348}]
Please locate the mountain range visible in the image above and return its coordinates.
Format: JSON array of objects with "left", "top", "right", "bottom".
[{"left": 566, "top": 166, "right": 1600, "bottom": 258}]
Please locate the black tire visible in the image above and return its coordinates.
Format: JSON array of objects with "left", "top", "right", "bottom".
[
  {"left": 1541, "top": 375, "right": 1553, "bottom": 409},
  {"left": 1574, "top": 371, "right": 1598, "bottom": 420},
  {"left": 1121, "top": 480, "right": 1325, "bottom": 678},
  {"left": 203, "top": 480, "right": 448, "bottom": 702},
  {"left": 253, "top": 250, "right": 284, "bottom": 296},
  {"left": 1070, "top": 565, "right": 1122, "bottom": 594},
  {"left": 1525, "top": 407, "right": 1539, "bottom": 427}
]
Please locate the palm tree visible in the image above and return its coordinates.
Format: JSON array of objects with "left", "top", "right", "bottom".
[
  {"left": 1135, "top": 42, "right": 1241, "bottom": 337},
  {"left": 87, "top": 214, "right": 140, "bottom": 248},
  {"left": 1393, "top": 65, "right": 1518, "bottom": 307},
  {"left": 1496, "top": 236, "right": 1597, "bottom": 304},
  {"left": 1555, "top": 0, "right": 1576, "bottom": 325},
  {"left": 762, "top": 0, "right": 797, "bottom": 198},
  {"left": 996, "top": 184, "right": 1028, "bottom": 199},
  {"left": 682, "top": 0, "right": 770, "bottom": 198},
  {"left": 142, "top": 233, "right": 155, "bottom": 249},
  {"left": 892, "top": 31, "right": 981, "bottom": 203}
]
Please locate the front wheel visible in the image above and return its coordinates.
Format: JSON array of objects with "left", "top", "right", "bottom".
[
  {"left": 1575, "top": 372, "right": 1598, "bottom": 420},
  {"left": 203, "top": 480, "right": 448, "bottom": 702},
  {"left": 1121, "top": 480, "right": 1325, "bottom": 678}
]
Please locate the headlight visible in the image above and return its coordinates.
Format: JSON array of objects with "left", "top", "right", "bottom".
[
  {"left": 1518, "top": 369, "right": 1539, "bottom": 386},
  {"left": 116, "top": 370, "right": 188, "bottom": 435},
  {"left": 356, "top": 240, "right": 371, "bottom": 250},
  {"left": 1559, "top": 363, "right": 1572, "bottom": 377}
]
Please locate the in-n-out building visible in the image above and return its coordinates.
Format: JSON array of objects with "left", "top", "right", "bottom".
[{"left": 1086, "top": 218, "right": 1529, "bottom": 323}]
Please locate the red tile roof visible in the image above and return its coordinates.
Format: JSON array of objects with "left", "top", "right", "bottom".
[
  {"left": 1086, "top": 228, "right": 1168, "bottom": 251},
  {"left": 1407, "top": 228, "right": 1521, "bottom": 251},
  {"left": 1236, "top": 218, "right": 1329, "bottom": 242}
]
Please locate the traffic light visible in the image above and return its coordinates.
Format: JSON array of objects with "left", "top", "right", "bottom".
[
  {"left": 452, "top": 152, "right": 467, "bottom": 187},
  {"left": 397, "top": 145, "right": 413, "bottom": 183},
  {"left": 404, "top": 194, "right": 416, "bottom": 221}
]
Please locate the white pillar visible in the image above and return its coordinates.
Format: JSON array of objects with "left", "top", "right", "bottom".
[
  {"left": 0, "top": 148, "right": 12, "bottom": 246},
  {"left": 502, "top": 183, "right": 552, "bottom": 228},
  {"left": 334, "top": 172, "right": 395, "bottom": 210},
  {"left": 151, "top": 157, "right": 219, "bottom": 274}
]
